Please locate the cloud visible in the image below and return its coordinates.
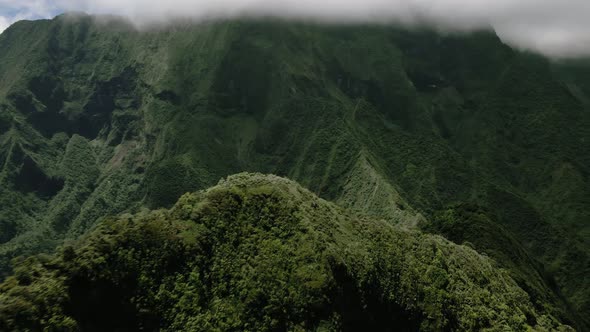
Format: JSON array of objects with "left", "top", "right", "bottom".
[
  {"left": 0, "top": 0, "right": 61, "bottom": 32},
  {"left": 0, "top": 16, "right": 10, "bottom": 33},
  {"left": 1, "top": 0, "right": 589, "bottom": 58}
]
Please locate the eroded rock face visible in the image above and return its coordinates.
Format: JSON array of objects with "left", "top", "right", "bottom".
[
  {"left": 14, "top": 156, "right": 64, "bottom": 198},
  {"left": 21, "top": 67, "right": 140, "bottom": 139}
]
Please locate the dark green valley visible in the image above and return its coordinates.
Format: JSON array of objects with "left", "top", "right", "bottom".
[{"left": 0, "top": 13, "right": 588, "bottom": 331}]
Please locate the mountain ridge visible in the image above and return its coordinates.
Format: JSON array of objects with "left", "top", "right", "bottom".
[
  {"left": 0, "top": 14, "right": 588, "bottom": 329},
  {"left": 0, "top": 172, "right": 576, "bottom": 331}
]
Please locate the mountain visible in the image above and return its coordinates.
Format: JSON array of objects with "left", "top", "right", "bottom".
[
  {"left": 555, "top": 60, "right": 590, "bottom": 107},
  {"left": 0, "top": 173, "right": 575, "bottom": 331},
  {"left": 0, "top": 13, "right": 588, "bottom": 329}
]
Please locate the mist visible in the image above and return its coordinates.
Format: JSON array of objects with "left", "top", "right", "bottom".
[{"left": 1, "top": 0, "right": 589, "bottom": 58}]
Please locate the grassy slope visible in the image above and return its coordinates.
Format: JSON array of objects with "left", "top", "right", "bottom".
[
  {"left": 0, "top": 14, "right": 588, "bottom": 328},
  {"left": 0, "top": 173, "right": 574, "bottom": 331}
]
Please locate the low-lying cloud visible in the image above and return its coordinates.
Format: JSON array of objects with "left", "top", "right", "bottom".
[{"left": 1, "top": 0, "right": 589, "bottom": 58}]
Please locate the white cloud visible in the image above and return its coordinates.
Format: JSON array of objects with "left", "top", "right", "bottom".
[
  {"left": 0, "top": 0, "right": 60, "bottom": 33},
  {"left": 1, "top": 0, "right": 589, "bottom": 58},
  {"left": 0, "top": 16, "right": 10, "bottom": 33}
]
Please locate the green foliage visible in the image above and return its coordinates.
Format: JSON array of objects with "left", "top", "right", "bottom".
[
  {"left": 145, "top": 155, "right": 207, "bottom": 208},
  {"left": 0, "top": 256, "right": 75, "bottom": 331},
  {"left": 421, "top": 203, "right": 581, "bottom": 327},
  {"left": 0, "top": 174, "right": 573, "bottom": 331}
]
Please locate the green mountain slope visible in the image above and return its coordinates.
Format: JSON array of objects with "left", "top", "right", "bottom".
[
  {"left": 555, "top": 60, "right": 590, "bottom": 107},
  {"left": 0, "top": 14, "right": 588, "bottom": 329},
  {"left": 0, "top": 173, "right": 574, "bottom": 331}
]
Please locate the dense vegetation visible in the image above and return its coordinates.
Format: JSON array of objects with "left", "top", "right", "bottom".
[
  {"left": 0, "top": 173, "right": 575, "bottom": 331},
  {"left": 0, "top": 14, "right": 588, "bottom": 330}
]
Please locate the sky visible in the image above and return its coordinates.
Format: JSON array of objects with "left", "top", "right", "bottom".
[{"left": 1, "top": 0, "right": 589, "bottom": 58}]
